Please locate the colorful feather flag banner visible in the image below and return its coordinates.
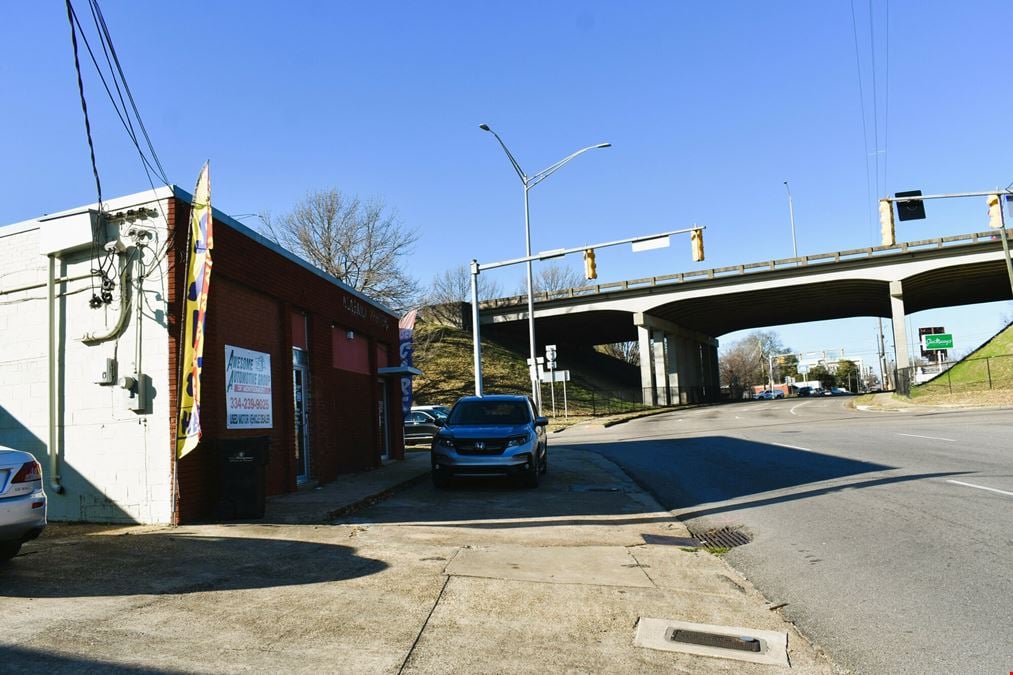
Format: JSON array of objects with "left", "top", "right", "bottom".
[
  {"left": 399, "top": 309, "right": 418, "bottom": 415},
  {"left": 176, "top": 162, "right": 214, "bottom": 458}
]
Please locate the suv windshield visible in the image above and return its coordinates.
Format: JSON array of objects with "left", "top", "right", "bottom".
[{"left": 448, "top": 400, "right": 530, "bottom": 426}]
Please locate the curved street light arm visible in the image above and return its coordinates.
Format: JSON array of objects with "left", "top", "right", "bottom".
[
  {"left": 529, "top": 143, "right": 611, "bottom": 188},
  {"left": 479, "top": 124, "right": 526, "bottom": 184}
]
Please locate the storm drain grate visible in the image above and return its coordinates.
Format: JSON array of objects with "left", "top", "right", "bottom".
[
  {"left": 689, "top": 526, "right": 751, "bottom": 549},
  {"left": 666, "top": 627, "right": 762, "bottom": 653}
]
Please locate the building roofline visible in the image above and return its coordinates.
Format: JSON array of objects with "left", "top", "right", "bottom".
[
  {"left": 1, "top": 185, "right": 398, "bottom": 319},
  {"left": 168, "top": 185, "right": 397, "bottom": 318}
]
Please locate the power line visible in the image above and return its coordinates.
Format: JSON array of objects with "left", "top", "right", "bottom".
[
  {"left": 883, "top": 0, "right": 890, "bottom": 196},
  {"left": 850, "top": 0, "right": 874, "bottom": 235},
  {"left": 88, "top": 0, "right": 170, "bottom": 186},
  {"left": 868, "top": 0, "right": 880, "bottom": 197},
  {"left": 65, "top": 0, "right": 108, "bottom": 306}
]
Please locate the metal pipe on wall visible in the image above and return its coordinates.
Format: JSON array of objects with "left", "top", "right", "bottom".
[{"left": 47, "top": 255, "right": 64, "bottom": 494}]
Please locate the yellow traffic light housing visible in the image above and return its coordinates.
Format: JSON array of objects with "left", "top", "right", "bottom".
[
  {"left": 879, "top": 199, "right": 895, "bottom": 246},
  {"left": 987, "top": 194, "right": 1004, "bottom": 229},
  {"left": 690, "top": 228, "right": 704, "bottom": 262},
  {"left": 583, "top": 248, "right": 597, "bottom": 280}
]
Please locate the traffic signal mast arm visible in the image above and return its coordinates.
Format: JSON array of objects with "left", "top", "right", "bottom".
[{"left": 474, "top": 225, "right": 707, "bottom": 274}]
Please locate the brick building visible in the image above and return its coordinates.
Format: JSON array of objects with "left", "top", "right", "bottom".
[{"left": 0, "top": 187, "right": 406, "bottom": 524}]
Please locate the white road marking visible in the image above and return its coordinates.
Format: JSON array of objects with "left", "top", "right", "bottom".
[
  {"left": 772, "top": 442, "right": 816, "bottom": 453},
  {"left": 945, "top": 480, "right": 1013, "bottom": 498},
  {"left": 790, "top": 401, "right": 812, "bottom": 416},
  {"left": 897, "top": 433, "right": 956, "bottom": 442}
]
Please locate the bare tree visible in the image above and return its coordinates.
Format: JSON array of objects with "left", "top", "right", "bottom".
[
  {"left": 518, "top": 263, "right": 586, "bottom": 296},
  {"left": 426, "top": 266, "right": 502, "bottom": 305},
  {"left": 261, "top": 189, "right": 419, "bottom": 309},
  {"left": 719, "top": 330, "right": 794, "bottom": 397},
  {"left": 422, "top": 266, "right": 503, "bottom": 326},
  {"left": 595, "top": 341, "right": 640, "bottom": 366}
]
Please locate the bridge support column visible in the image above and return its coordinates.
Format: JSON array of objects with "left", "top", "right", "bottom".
[
  {"left": 652, "top": 330, "right": 670, "bottom": 405},
  {"left": 638, "top": 325, "right": 655, "bottom": 405},
  {"left": 666, "top": 336, "right": 681, "bottom": 405},
  {"left": 889, "top": 280, "right": 911, "bottom": 371},
  {"left": 701, "top": 343, "right": 719, "bottom": 402},
  {"left": 634, "top": 313, "right": 719, "bottom": 406}
]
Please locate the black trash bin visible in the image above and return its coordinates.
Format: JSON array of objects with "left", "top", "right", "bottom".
[{"left": 216, "top": 436, "right": 270, "bottom": 519}]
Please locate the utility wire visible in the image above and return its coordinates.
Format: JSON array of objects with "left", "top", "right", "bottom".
[
  {"left": 89, "top": 0, "right": 170, "bottom": 186},
  {"left": 883, "top": 0, "right": 890, "bottom": 196},
  {"left": 73, "top": 0, "right": 176, "bottom": 275},
  {"left": 868, "top": 0, "right": 880, "bottom": 197},
  {"left": 850, "top": 0, "right": 874, "bottom": 234},
  {"left": 65, "top": 0, "right": 107, "bottom": 305}
]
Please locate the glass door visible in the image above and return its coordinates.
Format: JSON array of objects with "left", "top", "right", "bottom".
[{"left": 293, "top": 348, "right": 310, "bottom": 482}]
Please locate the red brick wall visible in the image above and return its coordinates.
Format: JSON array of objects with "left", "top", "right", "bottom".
[{"left": 167, "top": 194, "right": 403, "bottom": 523}]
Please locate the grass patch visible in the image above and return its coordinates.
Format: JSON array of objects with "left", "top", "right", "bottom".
[
  {"left": 410, "top": 322, "right": 657, "bottom": 418},
  {"left": 705, "top": 546, "right": 731, "bottom": 556},
  {"left": 910, "top": 323, "right": 1013, "bottom": 400}
]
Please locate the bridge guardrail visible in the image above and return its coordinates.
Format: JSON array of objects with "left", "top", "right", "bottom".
[{"left": 482, "top": 230, "right": 1006, "bottom": 308}]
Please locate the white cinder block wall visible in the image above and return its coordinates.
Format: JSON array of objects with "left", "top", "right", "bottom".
[{"left": 0, "top": 192, "right": 173, "bottom": 524}]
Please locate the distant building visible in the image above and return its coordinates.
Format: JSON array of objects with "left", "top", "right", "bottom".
[{"left": 0, "top": 187, "right": 407, "bottom": 524}]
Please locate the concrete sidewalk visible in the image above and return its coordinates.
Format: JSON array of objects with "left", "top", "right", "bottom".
[
  {"left": 263, "top": 450, "right": 431, "bottom": 524},
  {"left": 1, "top": 445, "right": 838, "bottom": 673}
]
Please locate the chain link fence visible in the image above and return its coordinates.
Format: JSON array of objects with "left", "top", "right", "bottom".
[{"left": 896, "top": 353, "right": 1013, "bottom": 397}]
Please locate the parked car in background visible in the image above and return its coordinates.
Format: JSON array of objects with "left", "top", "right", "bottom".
[
  {"left": 412, "top": 405, "right": 450, "bottom": 420},
  {"left": 404, "top": 408, "right": 443, "bottom": 445},
  {"left": 753, "top": 390, "right": 784, "bottom": 400},
  {"left": 431, "top": 395, "right": 548, "bottom": 488},
  {"left": 0, "top": 447, "right": 47, "bottom": 562},
  {"left": 796, "top": 386, "right": 813, "bottom": 397},
  {"left": 830, "top": 387, "right": 852, "bottom": 396}
]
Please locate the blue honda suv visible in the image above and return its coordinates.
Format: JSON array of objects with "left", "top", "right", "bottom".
[{"left": 430, "top": 395, "right": 548, "bottom": 488}]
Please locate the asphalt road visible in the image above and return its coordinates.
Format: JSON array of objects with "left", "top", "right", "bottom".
[{"left": 558, "top": 398, "right": 1013, "bottom": 675}]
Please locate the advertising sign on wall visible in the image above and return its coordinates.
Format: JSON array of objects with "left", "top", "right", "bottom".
[{"left": 225, "top": 345, "right": 273, "bottom": 429}]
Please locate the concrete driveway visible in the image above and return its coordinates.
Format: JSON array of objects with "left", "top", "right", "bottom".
[{"left": 0, "top": 446, "right": 835, "bottom": 673}]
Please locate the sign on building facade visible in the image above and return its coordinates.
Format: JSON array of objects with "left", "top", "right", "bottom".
[{"left": 225, "top": 345, "right": 273, "bottom": 429}]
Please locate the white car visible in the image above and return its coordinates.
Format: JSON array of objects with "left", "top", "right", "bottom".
[
  {"left": 752, "top": 390, "right": 784, "bottom": 400},
  {"left": 0, "top": 447, "right": 47, "bottom": 562}
]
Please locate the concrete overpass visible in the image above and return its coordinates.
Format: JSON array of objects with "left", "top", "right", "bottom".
[{"left": 478, "top": 230, "right": 1013, "bottom": 404}]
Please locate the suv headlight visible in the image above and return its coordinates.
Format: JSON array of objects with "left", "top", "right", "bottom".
[
  {"left": 506, "top": 433, "right": 532, "bottom": 448},
  {"left": 436, "top": 436, "right": 455, "bottom": 449}
]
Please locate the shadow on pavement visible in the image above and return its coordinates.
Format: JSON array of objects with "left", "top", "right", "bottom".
[
  {"left": 572, "top": 436, "right": 970, "bottom": 514},
  {"left": 673, "top": 470, "right": 968, "bottom": 520},
  {"left": 335, "top": 438, "right": 964, "bottom": 530},
  {"left": 0, "top": 533, "right": 386, "bottom": 598},
  {"left": 0, "top": 646, "right": 177, "bottom": 674}
]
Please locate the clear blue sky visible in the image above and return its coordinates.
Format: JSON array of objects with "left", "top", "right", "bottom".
[{"left": 3, "top": 1, "right": 1011, "bottom": 364}]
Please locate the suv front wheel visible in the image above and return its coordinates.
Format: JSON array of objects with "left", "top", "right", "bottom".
[{"left": 521, "top": 452, "right": 541, "bottom": 488}]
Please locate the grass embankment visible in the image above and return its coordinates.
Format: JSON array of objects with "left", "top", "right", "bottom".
[
  {"left": 410, "top": 322, "right": 652, "bottom": 419},
  {"left": 907, "top": 322, "right": 1013, "bottom": 406}
]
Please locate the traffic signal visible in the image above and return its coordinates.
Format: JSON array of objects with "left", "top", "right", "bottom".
[
  {"left": 879, "top": 199, "right": 895, "bottom": 246},
  {"left": 987, "top": 194, "right": 1004, "bottom": 229},
  {"left": 690, "top": 228, "right": 704, "bottom": 262},
  {"left": 583, "top": 248, "right": 597, "bottom": 279},
  {"left": 894, "top": 190, "right": 926, "bottom": 221}
]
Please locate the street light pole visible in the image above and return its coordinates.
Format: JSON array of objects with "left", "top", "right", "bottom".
[
  {"left": 783, "top": 181, "right": 798, "bottom": 258},
  {"left": 479, "top": 124, "right": 610, "bottom": 412}
]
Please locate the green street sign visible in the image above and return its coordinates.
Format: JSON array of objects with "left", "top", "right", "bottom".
[{"left": 924, "top": 333, "right": 953, "bottom": 350}]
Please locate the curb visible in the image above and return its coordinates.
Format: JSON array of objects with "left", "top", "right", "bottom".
[{"left": 323, "top": 472, "right": 431, "bottom": 521}]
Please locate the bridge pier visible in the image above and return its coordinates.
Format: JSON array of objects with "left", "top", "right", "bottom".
[
  {"left": 634, "top": 313, "right": 719, "bottom": 406},
  {"left": 889, "top": 280, "right": 911, "bottom": 372}
]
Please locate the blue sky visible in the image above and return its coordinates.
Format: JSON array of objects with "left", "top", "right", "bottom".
[{"left": 3, "top": 1, "right": 1011, "bottom": 364}]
